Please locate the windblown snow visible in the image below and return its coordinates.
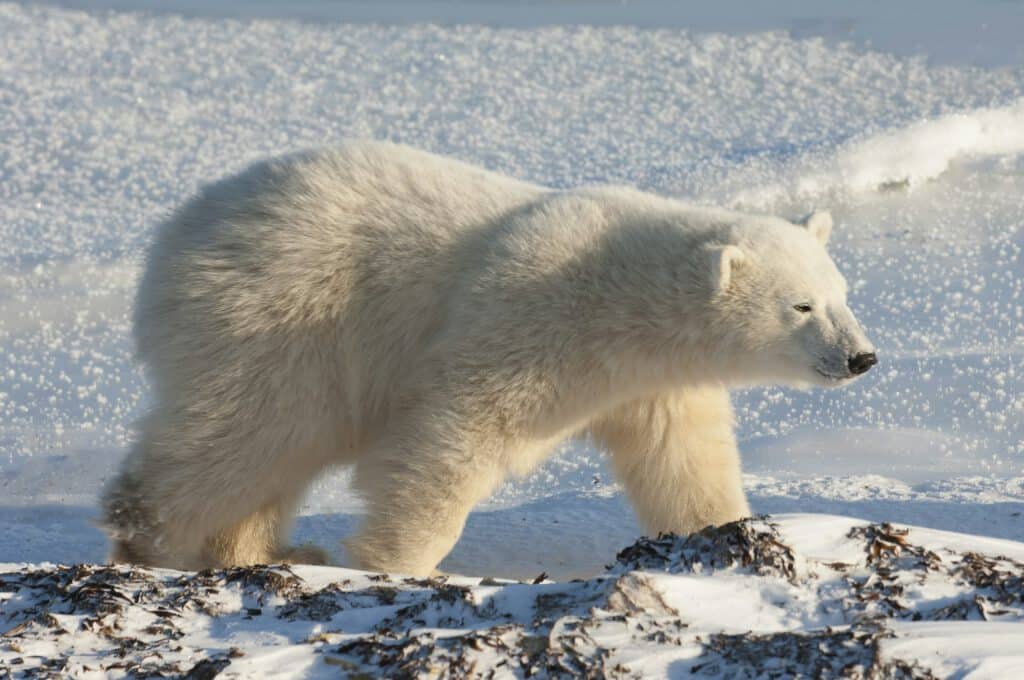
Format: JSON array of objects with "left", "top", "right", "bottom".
[{"left": 1, "top": 1, "right": 1023, "bottom": 677}]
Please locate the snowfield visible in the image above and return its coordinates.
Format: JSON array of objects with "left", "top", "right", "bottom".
[{"left": 1, "top": 1, "right": 1023, "bottom": 676}]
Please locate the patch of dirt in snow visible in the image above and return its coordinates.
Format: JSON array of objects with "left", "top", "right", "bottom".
[{"left": 3, "top": 516, "right": 1023, "bottom": 678}]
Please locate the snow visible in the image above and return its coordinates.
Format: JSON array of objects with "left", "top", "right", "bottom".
[
  {"left": 729, "top": 98, "right": 1024, "bottom": 204},
  {"left": 26, "top": 0, "right": 1024, "bottom": 67},
  {"left": 1, "top": 0, "right": 1023, "bottom": 676},
  {"left": 3, "top": 516, "right": 1023, "bottom": 677}
]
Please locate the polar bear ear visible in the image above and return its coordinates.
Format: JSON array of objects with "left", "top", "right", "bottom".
[
  {"left": 798, "top": 210, "right": 833, "bottom": 246},
  {"left": 709, "top": 245, "right": 746, "bottom": 294}
]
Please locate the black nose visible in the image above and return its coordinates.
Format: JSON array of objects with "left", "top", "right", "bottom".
[{"left": 848, "top": 352, "right": 878, "bottom": 375}]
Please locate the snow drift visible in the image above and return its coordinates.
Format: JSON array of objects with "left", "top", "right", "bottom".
[
  {"left": 729, "top": 99, "right": 1024, "bottom": 207},
  {"left": 835, "top": 99, "right": 1024, "bottom": 193}
]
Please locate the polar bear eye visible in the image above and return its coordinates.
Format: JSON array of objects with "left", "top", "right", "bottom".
[{"left": 793, "top": 303, "right": 813, "bottom": 313}]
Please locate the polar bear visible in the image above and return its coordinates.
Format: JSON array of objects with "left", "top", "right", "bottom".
[{"left": 102, "top": 141, "right": 876, "bottom": 576}]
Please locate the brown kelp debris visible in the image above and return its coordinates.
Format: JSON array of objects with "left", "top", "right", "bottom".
[
  {"left": 610, "top": 516, "right": 798, "bottom": 583},
  {"left": 843, "top": 524, "right": 1024, "bottom": 622},
  {"left": 691, "top": 623, "right": 937, "bottom": 679},
  {"left": 5, "top": 519, "right": 1021, "bottom": 678},
  {"left": 326, "top": 622, "right": 633, "bottom": 680}
]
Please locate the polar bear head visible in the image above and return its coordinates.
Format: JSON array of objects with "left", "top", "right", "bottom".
[{"left": 707, "top": 210, "right": 876, "bottom": 388}]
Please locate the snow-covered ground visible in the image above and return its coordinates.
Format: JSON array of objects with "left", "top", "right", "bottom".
[
  {"left": 4, "top": 516, "right": 1024, "bottom": 677},
  {"left": 1, "top": 1, "right": 1023, "bottom": 676}
]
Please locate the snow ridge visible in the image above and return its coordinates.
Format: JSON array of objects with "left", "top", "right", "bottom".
[
  {"left": 835, "top": 99, "right": 1024, "bottom": 193},
  {"left": 730, "top": 99, "right": 1024, "bottom": 207}
]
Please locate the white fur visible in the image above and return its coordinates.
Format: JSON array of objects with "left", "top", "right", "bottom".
[
  {"left": 800, "top": 209, "right": 833, "bottom": 245},
  {"left": 102, "top": 141, "right": 874, "bottom": 576}
]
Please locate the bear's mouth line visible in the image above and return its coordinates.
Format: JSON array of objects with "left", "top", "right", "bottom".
[{"left": 814, "top": 367, "right": 852, "bottom": 382}]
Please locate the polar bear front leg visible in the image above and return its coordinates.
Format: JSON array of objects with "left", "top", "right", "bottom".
[
  {"left": 590, "top": 385, "right": 750, "bottom": 535},
  {"left": 202, "top": 493, "right": 330, "bottom": 567},
  {"left": 345, "top": 424, "right": 504, "bottom": 577}
]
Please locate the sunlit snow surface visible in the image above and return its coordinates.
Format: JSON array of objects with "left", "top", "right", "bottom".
[
  {"left": 1, "top": 1, "right": 1023, "bottom": 585},
  {"left": 3, "top": 516, "right": 1024, "bottom": 678}
]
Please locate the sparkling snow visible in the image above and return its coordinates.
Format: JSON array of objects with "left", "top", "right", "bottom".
[
  {"left": 3, "top": 1, "right": 1024, "bottom": 676},
  {"left": 1, "top": 0, "right": 1023, "bottom": 607}
]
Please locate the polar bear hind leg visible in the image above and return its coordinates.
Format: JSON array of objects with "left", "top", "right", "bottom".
[{"left": 103, "top": 411, "right": 333, "bottom": 570}]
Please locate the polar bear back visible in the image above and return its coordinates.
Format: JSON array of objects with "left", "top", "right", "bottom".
[{"left": 134, "top": 142, "right": 544, "bottom": 445}]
